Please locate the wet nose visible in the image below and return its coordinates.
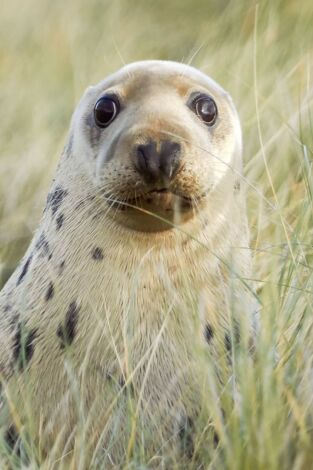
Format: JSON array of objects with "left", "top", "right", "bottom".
[{"left": 134, "top": 140, "right": 181, "bottom": 184}]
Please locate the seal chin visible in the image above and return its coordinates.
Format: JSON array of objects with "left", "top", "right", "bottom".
[{"left": 107, "top": 189, "right": 197, "bottom": 232}]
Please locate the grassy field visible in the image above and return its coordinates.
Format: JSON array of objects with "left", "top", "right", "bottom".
[{"left": 0, "top": 0, "right": 313, "bottom": 468}]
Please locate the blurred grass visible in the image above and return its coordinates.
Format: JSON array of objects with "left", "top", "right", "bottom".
[{"left": 0, "top": 0, "right": 313, "bottom": 468}]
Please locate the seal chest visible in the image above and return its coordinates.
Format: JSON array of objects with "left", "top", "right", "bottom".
[{"left": 0, "top": 60, "right": 256, "bottom": 464}]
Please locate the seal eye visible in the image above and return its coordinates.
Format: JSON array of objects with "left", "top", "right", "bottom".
[
  {"left": 192, "top": 95, "right": 218, "bottom": 126},
  {"left": 94, "top": 96, "right": 119, "bottom": 128}
]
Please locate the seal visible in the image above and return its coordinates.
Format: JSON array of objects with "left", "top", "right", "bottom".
[{"left": 0, "top": 60, "right": 257, "bottom": 465}]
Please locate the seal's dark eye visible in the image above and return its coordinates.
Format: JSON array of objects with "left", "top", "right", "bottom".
[
  {"left": 192, "top": 95, "right": 218, "bottom": 126},
  {"left": 94, "top": 96, "right": 120, "bottom": 128}
]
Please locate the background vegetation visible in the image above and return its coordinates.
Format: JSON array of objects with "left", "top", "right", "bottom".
[{"left": 0, "top": 0, "right": 312, "bottom": 468}]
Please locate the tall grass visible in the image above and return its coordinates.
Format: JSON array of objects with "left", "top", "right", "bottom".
[{"left": 0, "top": 0, "right": 312, "bottom": 468}]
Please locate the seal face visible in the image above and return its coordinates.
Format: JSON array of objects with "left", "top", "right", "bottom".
[
  {"left": 0, "top": 61, "right": 256, "bottom": 465},
  {"left": 73, "top": 60, "right": 242, "bottom": 231}
]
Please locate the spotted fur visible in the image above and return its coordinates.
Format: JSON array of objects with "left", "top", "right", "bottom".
[
  {"left": 12, "top": 323, "right": 37, "bottom": 371},
  {"left": 56, "top": 301, "right": 79, "bottom": 348},
  {"left": 91, "top": 247, "right": 104, "bottom": 260},
  {"left": 56, "top": 213, "right": 64, "bottom": 230},
  {"left": 46, "top": 186, "right": 68, "bottom": 216},
  {"left": 4, "top": 424, "right": 20, "bottom": 453},
  {"left": 16, "top": 256, "right": 32, "bottom": 286},
  {"left": 0, "top": 61, "right": 258, "bottom": 465},
  {"left": 204, "top": 323, "right": 214, "bottom": 343},
  {"left": 45, "top": 282, "right": 54, "bottom": 301},
  {"left": 35, "top": 232, "right": 50, "bottom": 257}
]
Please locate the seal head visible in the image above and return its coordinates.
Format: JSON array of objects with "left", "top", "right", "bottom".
[{"left": 71, "top": 60, "right": 242, "bottom": 231}]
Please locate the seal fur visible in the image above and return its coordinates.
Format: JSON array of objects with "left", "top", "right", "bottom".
[{"left": 0, "top": 60, "right": 257, "bottom": 464}]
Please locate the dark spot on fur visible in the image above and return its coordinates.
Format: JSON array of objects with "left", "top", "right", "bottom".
[
  {"left": 48, "top": 253, "right": 53, "bottom": 261},
  {"left": 204, "top": 324, "right": 214, "bottom": 343},
  {"left": 47, "top": 186, "right": 68, "bottom": 216},
  {"left": 16, "top": 256, "right": 32, "bottom": 286},
  {"left": 92, "top": 247, "right": 104, "bottom": 261},
  {"left": 75, "top": 195, "right": 96, "bottom": 211},
  {"left": 4, "top": 424, "right": 20, "bottom": 454},
  {"left": 118, "top": 376, "right": 126, "bottom": 388},
  {"left": 56, "top": 213, "right": 64, "bottom": 230},
  {"left": 234, "top": 323, "right": 241, "bottom": 344},
  {"left": 213, "top": 431, "right": 219, "bottom": 447},
  {"left": 45, "top": 282, "right": 54, "bottom": 301},
  {"left": 225, "top": 325, "right": 240, "bottom": 354},
  {"left": 178, "top": 416, "right": 194, "bottom": 459},
  {"left": 234, "top": 180, "right": 241, "bottom": 192},
  {"left": 75, "top": 200, "right": 85, "bottom": 211},
  {"left": 4, "top": 304, "right": 11, "bottom": 313},
  {"left": 12, "top": 324, "right": 37, "bottom": 371},
  {"left": 57, "top": 301, "right": 79, "bottom": 348},
  {"left": 35, "top": 232, "right": 50, "bottom": 257},
  {"left": 59, "top": 260, "right": 65, "bottom": 274},
  {"left": 225, "top": 333, "right": 232, "bottom": 353}
]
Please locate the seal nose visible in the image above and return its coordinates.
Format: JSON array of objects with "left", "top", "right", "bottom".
[{"left": 135, "top": 140, "right": 181, "bottom": 184}]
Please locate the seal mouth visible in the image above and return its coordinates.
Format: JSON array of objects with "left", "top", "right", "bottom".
[
  {"left": 131, "top": 188, "right": 192, "bottom": 202},
  {"left": 110, "top": 188, "right": 194, "bottom": 211},
  {"left": 104, "top": 187, "right": 205, "bottom": 232}
]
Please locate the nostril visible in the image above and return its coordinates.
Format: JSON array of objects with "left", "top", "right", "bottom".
[
  {"left": 134, "top": 139, "right": 182, "bottom": 183},
  {"left": 160, "top": 140, "right": 182, "bottom": 180},
  {"left": 136, "top": 146, "right": 149, "bottom": 169},
  {"left": 135, "top": 141, "right": 160, "bottom": 183}
]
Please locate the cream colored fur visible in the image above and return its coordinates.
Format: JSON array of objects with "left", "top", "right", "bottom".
[{"left": 0, "top": 60, "right": 257, "bottom": 465}]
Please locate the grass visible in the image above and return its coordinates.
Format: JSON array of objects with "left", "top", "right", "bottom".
[{"left": 0, "top": 0, "right": 313, "bottom": 468}]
